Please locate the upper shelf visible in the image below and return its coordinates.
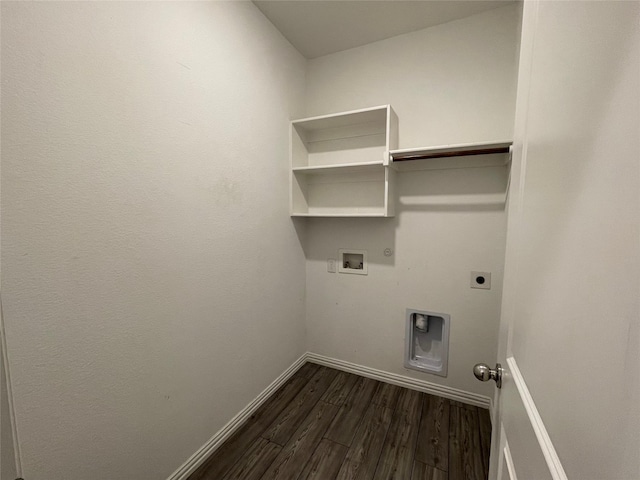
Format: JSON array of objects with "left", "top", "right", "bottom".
[
  {"left": 389, "top": 140, "right": 512, "bottom": 170},
  {"left": 291, "top": 105, "right": 397, "bottom": 168},
  {"left": 292, "top": 105, "right": 390, "bottom": 135}
]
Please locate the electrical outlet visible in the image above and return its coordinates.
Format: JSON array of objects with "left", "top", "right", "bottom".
[
  {"left": 471, "top": 271, "right": 491, "bottom": 289},
  {"left": 327, "top": 258, "right": 336, "bottom": 273}
]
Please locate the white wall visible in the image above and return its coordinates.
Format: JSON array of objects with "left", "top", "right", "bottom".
[
  {"left": 304, "top": 5, "right": 520, "bottom": 397},
  {"left": 0, "top": 2, "right": 306, "bottom": 479}
]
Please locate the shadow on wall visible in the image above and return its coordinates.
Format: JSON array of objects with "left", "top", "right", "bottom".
[
  {"left": 300, "top": 164, "right": 509, "bottom": 264},
  {"left": 305, "top": 216, "right": 397, "bottom": 266},
  {"left": 291, "top": 217, "right": 309, "bottom": 257},
  {"left": 397, "top": 161, "right": 509, "bottom": 213}
]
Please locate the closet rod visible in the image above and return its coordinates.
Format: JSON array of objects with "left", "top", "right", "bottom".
[{"left": 391, "top": 146, "right": 510, "bottom": 162}]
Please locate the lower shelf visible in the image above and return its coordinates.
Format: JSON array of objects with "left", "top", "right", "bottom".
[
  {"left": 291, "top": 211, "right": 388, "bottom": 217},
  {"left": 291, "top": 169, "right": 394, "bottom": 218}
]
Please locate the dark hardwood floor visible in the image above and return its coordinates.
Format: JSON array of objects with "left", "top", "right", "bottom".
[{"left": 189, "top": 363, "right": 491, "bottom": 480}]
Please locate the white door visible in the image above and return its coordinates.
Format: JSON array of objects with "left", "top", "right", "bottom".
[
  {"left": 486, "top": 2, "right": 640, "bottom": 480},
  {"left": 1, "top": 299, "right": 21, "bottom": 480}
]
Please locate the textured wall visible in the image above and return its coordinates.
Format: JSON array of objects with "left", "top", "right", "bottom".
[
  {"left": 304, "top": 5, "right": 520, "bottom": 397},
  {"left": 1, "top": 2, "right": 306, "bottom": 479}
]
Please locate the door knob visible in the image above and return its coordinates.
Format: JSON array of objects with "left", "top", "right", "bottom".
[{"left": 473, "top": 363, "right": 503, "bottom": 388}]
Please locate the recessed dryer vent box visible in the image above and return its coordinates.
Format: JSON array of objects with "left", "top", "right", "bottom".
[{"left": 338, "top": 249, "right": 367, "bottom": 275}]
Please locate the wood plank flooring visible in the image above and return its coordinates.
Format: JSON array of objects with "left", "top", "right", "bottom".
[{"left": 188, "top": 364, "right": 491, "bottom": 480}]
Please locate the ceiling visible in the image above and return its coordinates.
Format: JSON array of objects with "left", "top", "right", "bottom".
[{"left": 253, "top": 0, "right": 514, "bottom": 59}]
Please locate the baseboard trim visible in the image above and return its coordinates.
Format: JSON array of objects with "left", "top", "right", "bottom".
[
  {"left": 306, "top": 352, "right": 491, "bottom": 409},
  {"left": 166, "top": 353, "right": 308, "bottom": 480},
  {"left": 168, "top": 351, "right": 490, "bottom": 479}
]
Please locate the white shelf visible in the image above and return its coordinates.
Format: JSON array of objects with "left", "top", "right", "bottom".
[
  {"left": 292, "top": 105, "right": 391, "bottom": 132},
  {"left": 291, "top": 212, "right": 388, "bottom": 217},
  {"left": 289, "top": 109, "right": 510, "bottom": 216},
  {"left": 389, "top": 140, "right": 512, "bottom": 170},
  {"left": 290, "top": 105, "right": 398, "bottom": 217},
  {"left": 292, "top": 161, "right": 385, "bottom": 175}
]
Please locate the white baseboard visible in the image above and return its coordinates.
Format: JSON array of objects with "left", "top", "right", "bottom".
[
  {"left": 166, "top": 353, "right": 308, "bottom": 480},
  {"left": 167, "top": 351, "right": 490, "bottom": 480},
  {"left": 306, "top": 352, "right": 491, "bottom": 409}
]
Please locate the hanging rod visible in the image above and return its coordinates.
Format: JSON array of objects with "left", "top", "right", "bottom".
[
  {"left": 389, "top": 141, "right": 512, "bottom": 163},
  {"left": 391, "top": 146, "right": 510, "bottom": 162}
]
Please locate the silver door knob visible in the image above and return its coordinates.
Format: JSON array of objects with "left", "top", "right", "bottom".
[{"left": 473, "top": 363, "right": 503, "bottom": 389}]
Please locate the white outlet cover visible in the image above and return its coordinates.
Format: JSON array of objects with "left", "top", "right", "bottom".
[
  {"left": 471, "top": 271, "right": 491, "bottom": 289},
  {"left": 327, "top": 258, "right": 336, "bottom": 273}
]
